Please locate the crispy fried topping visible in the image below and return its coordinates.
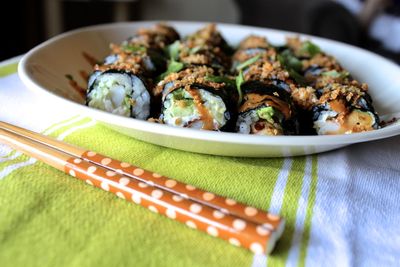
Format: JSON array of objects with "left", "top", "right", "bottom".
[
  {"left": 184, "top": 24, "right": 227, "bottom": 49},
  {"left": 179, "top": 45, "right": 229, "bottom": 70},
  {"left": 291, "top": 86, "right": 318, "bottom": 110},
  {"left": 132, "top": 23, "right": 180, "bottom": 50},
  {"left": 319, "top": 83, "right": 368, "bottom": 107},
  {"left": 154, "top": 66, "right": 226, "bottom": 97},
  {"left": 232, "top": 47, "right": 277, "bottom": 65},
  {"left": 238, "top": 35, "right": 270, "bottom": 50},
  {"left": 302, "top": 54, "right": 342, "bottom": 72},
  {"left": 243, "top": 60, "right": 292, "bottom": 85}
]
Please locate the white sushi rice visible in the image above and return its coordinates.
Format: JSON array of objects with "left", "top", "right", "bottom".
[
  {"left": 237, "top": 109, "right": 260, "bottom": 134},
  {"left": 162, "top": 88, "right": 227, "bottom": 129},
  {"left": 236, "top": 107, "right": 284, "bottom": 135},
  {"left": 87, "top": 72, "right": 150, "bottom": 119},
  {"left": 142, "top": 56, "right": 156, "bottom": 72},
  {"left": 314, "top": 108, "right": 377, "bottom": 135},
  {"left": 313, "top": 109, "right": 340, "bottom": 135}
]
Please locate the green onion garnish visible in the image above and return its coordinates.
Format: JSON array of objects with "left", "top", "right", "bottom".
[
  {"left": 158, "top": 60, "right": 184, "bottom": 81},
  {"left": 235, "top": 71, "right": 244, "bottom": 105},
  {"left": 189, "top": 46, "right": 202, "bottom": 55},
  {"left": 299, "top": 41, "right": 321, "bottom": 57},
  {"left": 122, "top": 44, "right": 146, "bottom": 53},
  {"left": 236, "top": 54, "right": 261, "bottom": 71},
  {"left": 167, "top": 40, "right": 181, "bottom": 61},
  {"left": 205, "top": 75, "right": 235, "bottom": 87}
]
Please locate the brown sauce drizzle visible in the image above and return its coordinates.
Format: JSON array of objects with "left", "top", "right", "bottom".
[
  {"left": 329, "top": 99, "right": 347, "bottom": 114},
  {"left": 65, "top": 75, "right": 86, "bottom": 100},
  {"left": 324, "top": 100, "right": 374, "bottom": 134},
  {"left": 82, "top": 51, "right": 99, "bottom": 66},
  {"left": 240, "top": 93, "right": 291, "bottom": 119},
  {"left": 331, "top": 109, "right": 374, "bottom": 134},
  {"left": 79, "top": 70, "right": 89, "bottom": 83},
  {"left": 185, "top": 86, "right": 214, "bottom": 130}
]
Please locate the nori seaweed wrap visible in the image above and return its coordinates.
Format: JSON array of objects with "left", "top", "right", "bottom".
[
  {"left": 126, "top": 24, "right": 180, "bottom": 52},
  {"left": 232, "top": 35, "right": 298, "bottom": 93},
  {"left": 175, "top": 24, "right": 232, "bottom": 73},
  {"left": 86, "top": 24, "right": 181, "bottom": 120},
  {"left": 312, "top": 83, "right": 379, "bottom": 135},
  {"left": 236, "top": 81, "right": 298, "bottom": 135},
  {"left": 233, "top": 36, "right": 300, "bottom": 135},
  {"left": 103, "top": 23, "right": 181, "bottom": 77},
  {"left": 281, "top": 37, "right": 379, "bottom": 134},
  {"left": 87, "top": 69, "right": 151, "bottom": 119},
  {"left": 155, "top": 66, "right": 237, "bottom": 130},
  {"left": 103, "top": 45, "right": 166, "bottom": 77}
]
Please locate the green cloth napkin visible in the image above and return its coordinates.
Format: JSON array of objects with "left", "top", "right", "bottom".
[{"left": 0, "top": 63, "right": 318, "bottom": 267}]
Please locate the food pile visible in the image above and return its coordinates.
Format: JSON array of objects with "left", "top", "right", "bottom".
[{"left": 86, "top": 23, "right": 379, "bottom": 135}]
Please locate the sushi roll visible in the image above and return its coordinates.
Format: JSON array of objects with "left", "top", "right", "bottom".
[
  {"left": 286, "top": 38, "right": 350, "bottom": 90},
  {"left": 183, "top": 24, "right": 232, "bottom": 55},
  {"left": 125, "top": 23, "right": 180, "bottom": 52},
  {"left": 313, "top": 83, "right": 379, "bottom": 135},
  {"left": 177, "top": 24, "right": 232, "bottom": 72},
  {"left": 104, "top": 44, "right": 165, "bottom": 77},
  {"left": 232, "top": 35, "right": 297, "bottom": 94},
  {"left": 232, "top": 35, "right": 274, "bottom": 70},
  {"left": 178, "top": 45, "right": 230, "bottom": 72},
  {"left": 85, "top": 24, "right": 181, "bottom": 119},
  {"left": 232, "top": 35, "right": 299, "bottom": 135},
  {"left": 87, "top": 69, "right": 151, "bottom": 120},
  {"left": 103, "top": 24, "right": 180, "bottom": 77},
  {"left": 156, "top": 66, "right": 236, "bottom": 130},
  {"left": 236, "top": 81, "right": 298, "bottom": 135},
  {"left": 152, "top": 25, "right": 235, "bottom": 127},
  {"left": 282, "top": 37, "right": 380, "bottom": 134}
]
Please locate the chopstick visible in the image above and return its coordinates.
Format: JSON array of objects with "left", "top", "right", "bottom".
[
  {"left": 0, "top": 121, "right": 283, "bottom": 229},
  {"left": 0, "top": 121, "right": 284, "bottom": 254}
]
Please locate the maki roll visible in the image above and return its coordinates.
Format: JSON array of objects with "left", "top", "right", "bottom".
[
  {"left": 282, "top": 37, "right": 379, "bottom": 134},
  {"left": 232, "top": 35, "right": 297, "bottom": 93},
  {"left": 104, "top": 23, "right": 180, "bottom": 77},
  {"left": 87, "top": 68, "right": 151, "bottom": 120},
  {"left": 155, "top": 66, "right": 236, "bottom": 130},
  {"left": 237, "top": 81, "right": 297, "bottom": 135},
  {"left": 103, "top": 44, "right": 165, "bottom": 77},
  {"left": 126, "top": 23, "right": 180, "bottom": 51},
  {"left": 233, "top": 35, "right": 300, "bottom": 135},
  {"left": 183, "top": 24, "right": 232, "bottom": 55},
  {"left": 176, "top": 24, "right": 232, "bottom": 73},
  {"left": 153, "top": 24, "right": 236, "bottom": 130},
  {"left": 232, "top": 35, "right": 273, "bottom": 70},
  {"left": 85, "top": 24, "right": 181, "bottom": 120},
  {"left": 313, "top": 83, "right": 379, "bottom": 135},
  {"left": 284, "top": 37, "right": 346, "bottom": 89}
]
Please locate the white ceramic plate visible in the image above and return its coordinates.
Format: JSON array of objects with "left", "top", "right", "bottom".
[{"left": 18, "top": 21, "right": 400, "bottom": 157}]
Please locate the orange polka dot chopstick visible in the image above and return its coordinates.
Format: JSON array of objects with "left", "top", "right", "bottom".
[{"left": 0, "top": 121, "right": 284, "bottom": 254}]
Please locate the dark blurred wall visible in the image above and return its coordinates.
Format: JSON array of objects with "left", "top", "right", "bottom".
[
  {"left": 0, "top": 0, "right": 45, "bottom": 60},
  {"left": 62, "top": 1, "right": 141, "bottom": 32},
  {"left": 236, "top": 0, "right": 310, "bottom": 32},
  {"left": 235, "top": 0, "right": 400, "bottom": 63},
  {"left": 0, "top": 0, "right": 141, "bottom": 61},
  {"left": 1, "top": 0, "right": 398, "bottom": 63},
  {"left": 235, "top": 0, "right": 361, "bottom": 43}
]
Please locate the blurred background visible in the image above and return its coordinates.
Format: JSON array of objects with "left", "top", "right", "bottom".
[{"left": 2, "top": 0, "right": 399, "bottom": 63}]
